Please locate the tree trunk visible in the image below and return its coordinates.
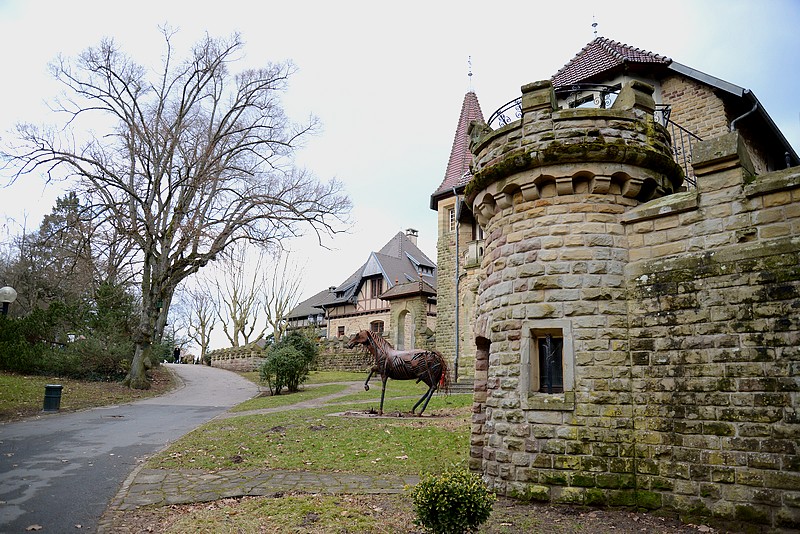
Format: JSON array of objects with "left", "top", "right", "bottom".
[{"left": 125, "top": 342, "right": 153, "bottom": 390}]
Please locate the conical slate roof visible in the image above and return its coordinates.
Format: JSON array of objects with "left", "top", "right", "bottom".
[
  {"left": 551, "top": 37, "right": 671, "bottom": 87},
  {"left": 430, "top": 91, "right": 484, "bottom": 208}
]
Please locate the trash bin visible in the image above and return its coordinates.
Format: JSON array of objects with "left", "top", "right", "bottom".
[{"left": 43, "top": 384, "right": 63, "bottom": 412}]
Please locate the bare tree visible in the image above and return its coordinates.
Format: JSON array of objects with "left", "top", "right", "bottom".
[
  {"left": 215, "top": 245, "right": 265, "bottom": 347},
  {"left": 5, "top": 29, "right": 350, "bottom": 388},
  {"left": 173, "top": 283, "right": 215, "bottom": 364},
  {"left": 263, "top": 250, "right": 303, "bottom": 344}
]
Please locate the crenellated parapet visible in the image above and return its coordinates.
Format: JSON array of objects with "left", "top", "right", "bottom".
[{"left": 466, "top": 80, "right": 683, "bottom": 228}]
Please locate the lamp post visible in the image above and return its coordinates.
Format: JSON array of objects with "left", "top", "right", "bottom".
[{"left": 0, "top": 286, "right": 17, "bottom": 316}]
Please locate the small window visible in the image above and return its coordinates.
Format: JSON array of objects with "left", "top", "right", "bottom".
[
  {"left": 370, "top": 320, "right": 384, "bottom": 335},
  {"left": 337, "top": 326, "right": 345, "bottom": 337},
  {"left": 522, "top": 321, "right": 574, "bottom": 411},
  {"left": 535, "top": 334, "right": 563, "bottom": 393},
  {"left": 448, "top": 208, "right": 456, "bottom": 232},
  {"left": 370, "top": 277, "right": 383, "bottom": 298}
]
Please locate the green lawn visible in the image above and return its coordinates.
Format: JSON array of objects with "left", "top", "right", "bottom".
[
  {"left": 0, "top": 368, "right": 175, "bottom": 421},
  {"left": 147, "top": 397, "right": 471, "bottom": 475}
]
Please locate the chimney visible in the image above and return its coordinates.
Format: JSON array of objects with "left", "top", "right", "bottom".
[{"left": 405, "top": 228, "right": 418, "bottom": 245}]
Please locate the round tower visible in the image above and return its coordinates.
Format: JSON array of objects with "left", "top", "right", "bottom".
[{"left": 465, "top": 79, "right": 682, "bottom": 498}]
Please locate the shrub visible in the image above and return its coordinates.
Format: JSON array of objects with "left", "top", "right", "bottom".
[
  {"left": 410, "top": 468, "right": 495, "bottom": 534},
  {"left": 259, "top": 330, "right": 318, "bottom": 395}
]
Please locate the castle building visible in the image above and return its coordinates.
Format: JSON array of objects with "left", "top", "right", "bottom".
[
  {"left": 435, "top": 38, "right": 800, "bottom": 528},
  {"left": 431, "top": 37, "right": 798, "bottom": 386}
]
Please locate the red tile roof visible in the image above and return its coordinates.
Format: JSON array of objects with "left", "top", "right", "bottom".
[
  {"left": 552, "top": 37, "right": 671, "bottom": 87},
  {"left": 430, "top": 91, "right": 484, "bottom": 204}
]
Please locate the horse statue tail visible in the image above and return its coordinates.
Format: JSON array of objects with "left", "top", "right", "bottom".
[{"left": 436, "top": 351, "right": 451, "bottom": 395}]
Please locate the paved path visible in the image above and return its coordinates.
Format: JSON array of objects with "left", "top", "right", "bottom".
[
  {"left": 97, "top": 380, "right": 424, "bottom": 532},
  {"left": 0, "top": 364, "right": 259, "bottom": 533}
]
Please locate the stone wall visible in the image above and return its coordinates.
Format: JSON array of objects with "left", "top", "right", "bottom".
[
  {"left": 314, "top": 338, "right": 375, "bottom": 372},
  {"left": 466, "top": 79, "right": 799, "bottom": 529},
  {"left": 623, "top": 134, "right": 800, "bottom": 527},
  {"left": 208, "top": 346, "right": 265, "bottom": 372}
]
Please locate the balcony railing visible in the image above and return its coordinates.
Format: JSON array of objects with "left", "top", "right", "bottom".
[{"left": 486, "top": 83, "right": 701, "bottom": 189}]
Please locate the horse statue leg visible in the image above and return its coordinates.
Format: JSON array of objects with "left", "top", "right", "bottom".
[
  {"left": 364, "top": 365, "right": 378, "bottom": 391},
  {"left": 378, "top": 374, "right": 389, "bottom": 416},
  {"left": 412, "top": 382, "right": 437, "bottom": 415}
]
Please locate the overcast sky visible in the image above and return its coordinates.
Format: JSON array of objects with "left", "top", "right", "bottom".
[{"left": 1, "top": 0, "right": 799, "bottom": 347}]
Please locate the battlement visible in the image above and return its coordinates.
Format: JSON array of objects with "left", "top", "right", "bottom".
[{"left": 466, "top": 80, "right": 684, "bottom": 228}]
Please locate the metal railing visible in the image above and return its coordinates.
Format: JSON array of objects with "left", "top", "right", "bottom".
[{"left": 486, "top": 84, "right": 701, "bottom": 188}]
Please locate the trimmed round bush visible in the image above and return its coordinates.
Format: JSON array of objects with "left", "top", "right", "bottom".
[{"left": 410, "top": 468, "right": 495, "bottom": 534}]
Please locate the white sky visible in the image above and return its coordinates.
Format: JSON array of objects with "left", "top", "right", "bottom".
[{"left": 1, "top": 0, "right": 799, "bottom": 347}]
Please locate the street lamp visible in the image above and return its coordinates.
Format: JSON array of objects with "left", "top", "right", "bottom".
[{"left": 0, "top": 286, "right": 17, "bottom": 316}]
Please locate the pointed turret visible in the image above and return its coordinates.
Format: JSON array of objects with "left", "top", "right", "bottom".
[{"left": 430, "top": 91, "right": 484, "bottom": 209}]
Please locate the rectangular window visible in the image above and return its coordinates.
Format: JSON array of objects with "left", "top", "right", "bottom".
[
  {"left": 448, "top": 208, "right": 456, "bottom": 232},
  {"left": 337, "top": 326, "right": 345, "bottom": 337},
  {"left": 521, "top": 320, "right": 574, "bottom": 411},
  {"left": 535, "top": 334, "right": 563, "bottom": 393},
  {"left": 370, "top": 278, "right": 383, "bottom": 298},
  {"left": 370, "top": 320, "right": 384, "bottom": 334}
]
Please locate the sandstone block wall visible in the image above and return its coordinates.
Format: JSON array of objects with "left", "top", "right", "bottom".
[
  {"left": 209, "top": 347, "right": 265, "bottom": 372},
  {"left": 315, "top": 338, "right": 374, "bottom": 372}
]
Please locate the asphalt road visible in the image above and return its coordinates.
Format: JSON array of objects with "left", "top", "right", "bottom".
[{"left": 0, "top": 363, "right": 259, "bottom": 533}]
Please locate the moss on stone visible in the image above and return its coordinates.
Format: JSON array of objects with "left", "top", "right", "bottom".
[
  {"left": 466, "top": 137, "right": 682, "bottom": 203},
  {"left": 636, "top": 491, "right": 663, "bottom": 510},
  {"left": 607, "top": 490, "right": 636, "bottom": 507},
  {"left": 509, "top": 484, "right": 550, "bottom": 502},
  {"left": 585, "top": 488, "right": 608, "bottom": 506},
  {"left": 734, "top": 505, "right": 770, "bottom": 524},
  {"left": 571, "top": 473, "right": 596, "bottom": 487}
]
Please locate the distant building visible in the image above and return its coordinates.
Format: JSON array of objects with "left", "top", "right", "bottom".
[{"left": 286, "top": 229, "right": 437, "bottom": 349}]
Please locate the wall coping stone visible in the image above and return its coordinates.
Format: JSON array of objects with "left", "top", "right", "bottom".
[
  {"left": 621, "top": 190, "right": 699, "bottom": 224},
  {"left": 744, "top": 167, "right": 800, "bottom": 197}
]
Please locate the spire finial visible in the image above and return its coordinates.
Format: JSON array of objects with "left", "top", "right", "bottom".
[
  {"left": 592, "top": 16, "right": 598, "bottom": 38},
  {"left": 468, "top": 55, "right": 473, "bottom": 91}
]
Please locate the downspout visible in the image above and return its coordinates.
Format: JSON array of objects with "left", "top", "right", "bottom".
[
  {"left": 452, "top": 187, "right": 460, "bottom": 384},
  {"left": 730, "top": 90, "right": 758, "bottom": 132}
]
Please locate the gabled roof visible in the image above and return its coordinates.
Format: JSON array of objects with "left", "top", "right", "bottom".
[
  {"left": 320, "top": 231, "right": 437, "bottom": 308},
  {"left": 430, "top": 91, "right": 485, "bottom": 208},
  {"left": 551, "top": 37, "right": 671, "bottom": 87}
]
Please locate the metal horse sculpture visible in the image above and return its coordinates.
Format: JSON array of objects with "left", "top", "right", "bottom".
[{"left": 347, "top": 330, "right": 450, "bottom": 416}]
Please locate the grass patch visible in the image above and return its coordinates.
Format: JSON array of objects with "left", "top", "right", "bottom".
[
  {"left": 333, "top": 378, "right": 458, "bottom": 404},
  {"left": 147, "top": 402, "right": 470, "bottom": 475},
  {"left": 306, "top": 370, "right": 365, "bottom": 384},
  {"left": 131, "top": 493, "right": 414, "bottom": 533},
  {"left": 0, "top": 367, "right": 176, "bottom": 421},
  {"left": 230, "top": 384, "right": 349, "bottom": 412},
  {"left": 236, "top": 370, "right": 365, "bottom": 387}
]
